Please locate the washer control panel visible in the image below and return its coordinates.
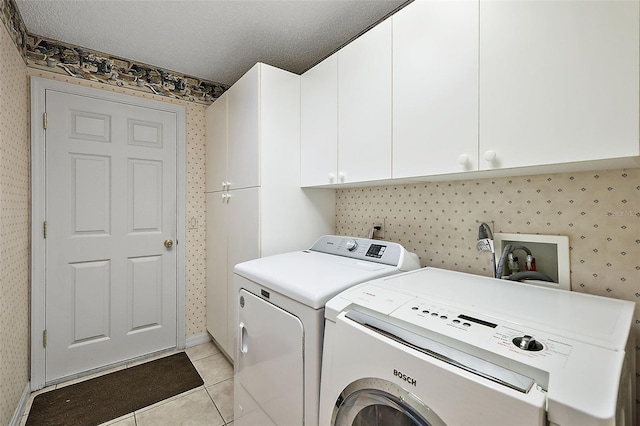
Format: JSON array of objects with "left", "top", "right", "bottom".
[
  {"left": 390, "top": 296, "right": 572, "bottom": 369},
  {"left": 394, "top": 299, "right": 499, "bottom": 335}
]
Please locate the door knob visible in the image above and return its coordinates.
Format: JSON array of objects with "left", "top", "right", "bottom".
[{"left": 164, "top": 239, "right": 174, "bottom": 249}]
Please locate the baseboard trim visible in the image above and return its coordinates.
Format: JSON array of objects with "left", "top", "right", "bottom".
[
  {"left": 10, "top": 382, "right": 31, "bottom": 426},
  {"left": 185, "top": 332, "right": 211, "bottom": 348}
]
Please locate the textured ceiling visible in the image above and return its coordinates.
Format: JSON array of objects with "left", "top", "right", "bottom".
[{"left": 15, "top": 0, "right": 408, "bottom": 86}]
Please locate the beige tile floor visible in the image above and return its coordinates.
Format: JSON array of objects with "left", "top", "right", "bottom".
[{"left": 20, "top": 341, "right": 234, "bottom": 426}]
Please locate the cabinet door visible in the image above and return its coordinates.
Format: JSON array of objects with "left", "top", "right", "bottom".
[
  {"left": 301, "top": 54, "right": 338, "bottom": 186},
  {"left": 205, "top": 93, "right": 228, "bottom": 192},
  {"left": 227, "top": 64, "right": 260, "bottom": 189},
  {"left": 393, "top": 0, "right": 478, "bottom": 178},
  {"left": 227, "top": 186, "right": 260, "bottom": 361},
  {"left": 205, "top": 191, "right": 229, "bottom": 356},
  {"left": 338, "top": 19, "right": 392, "bottom": 183},
  {"left": 479, "top": 0, "right": 639, "bottom": 170}
]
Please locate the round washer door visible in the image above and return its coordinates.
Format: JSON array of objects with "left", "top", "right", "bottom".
[{"left": 332, "top": 378, "right": 446, "bottom": 426}]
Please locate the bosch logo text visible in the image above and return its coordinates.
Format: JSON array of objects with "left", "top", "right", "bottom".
[{"left": 393, "top": 369, "right": 416, "bottom": 386}]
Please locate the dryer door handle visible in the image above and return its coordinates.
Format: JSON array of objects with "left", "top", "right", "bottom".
[{"left": 239, "top": 322, "right": 248, "bottom": 355}]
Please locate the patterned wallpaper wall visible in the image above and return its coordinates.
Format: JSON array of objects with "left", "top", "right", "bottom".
[
  {"left": 336, "top": 167, "right": 640, "bottom": 406},
  {"left": 185, "top": 103, "right": 208, "bottom": 337},
  {"left": 0, "top": 18, "right": 30, "bottom": 426},
  {"left": 337, "top": 170, "right": 639, "bottom": 298}
]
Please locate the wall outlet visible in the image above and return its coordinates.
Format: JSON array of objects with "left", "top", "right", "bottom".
[{"left": 372, "top": 218, "right": 385, "bottom": 239}]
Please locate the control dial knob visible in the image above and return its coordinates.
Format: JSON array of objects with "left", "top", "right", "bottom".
[
  {"left": 512, "top": 335, "right": 543, "bottom": 352},
  {"left": 345, "top": 239, "right": 359, "bottom": 252}
]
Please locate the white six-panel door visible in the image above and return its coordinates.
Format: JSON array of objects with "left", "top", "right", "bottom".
[{"left": 43, "top": 89, "right": 179, "bottom": 383}]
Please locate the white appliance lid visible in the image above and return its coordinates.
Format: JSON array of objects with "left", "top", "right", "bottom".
[
  {"left": 374, "top": 267, "right": 634, "bottom": 350},
  {"left": 234, "top": 250, "right": 399, "bottom": 309},
  {"left": 234, "top": 235, "right": 420, "bottom": 309}
]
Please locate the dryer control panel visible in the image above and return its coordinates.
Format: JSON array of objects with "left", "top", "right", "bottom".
[{"left": 309, "top": 235, "right": 419, "bottom": 269}]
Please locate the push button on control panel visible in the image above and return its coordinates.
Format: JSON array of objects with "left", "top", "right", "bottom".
[{"left": 396, "top": 299, "right": 503, "bottom": 333}]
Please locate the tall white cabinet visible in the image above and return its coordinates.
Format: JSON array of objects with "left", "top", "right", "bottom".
[{"left": 205, "top": 63, "right": 335, "bottom": 361}]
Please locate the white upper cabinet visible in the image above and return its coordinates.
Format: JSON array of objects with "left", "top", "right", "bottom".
[
  {"left": 300, "top": 0, "right": 639, "bottom": 186},
  {"left": 479, "top": 0, "right": 640, "bottom": 171},
  {"left": 300, "top": 54, "right": 338, "bottom": 187},
  {"left": 227, "top": 65, "right": 260, "bottom": 189},
  {"left": 205, "top": 93, "right": 228, "bottom": 193},
  {"left": 338, "top": 18, "right": 393, "bottom": 184},
  {"left": 393, "top": 0, "right": 479, "bottom": 178}
]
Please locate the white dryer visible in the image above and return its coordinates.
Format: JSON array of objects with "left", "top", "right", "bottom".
[
  {"left": 233, "top": 235, "right": 420, "bottom": 426},
  {"left": 320, "top": 267, "right": 635, "bottom": 426}
]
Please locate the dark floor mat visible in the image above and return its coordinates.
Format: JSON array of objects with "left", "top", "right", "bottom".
[{"left": 26, "top": 352, "right": 204, "bottom": 426}]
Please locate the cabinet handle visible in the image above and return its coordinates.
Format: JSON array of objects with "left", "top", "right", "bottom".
[
  {"left": 225, "top": 181, "right": 231, "bottom": 190},
  {"left": 221, "top": 182, "right": 227, "bottom": 191},
  {"left": 457, "top": 154, "right": 470, "bottom": 166},
  {"left": 484, "top": 150, "right": 497, "bottom": 162},
  {"left": 328, "top": 173, "right": 336, "bottom": 184},
  {"left": 338, "top": 172, "right": 346, "bottom": 183}
]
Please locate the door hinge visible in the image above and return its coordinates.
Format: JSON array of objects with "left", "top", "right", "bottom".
[
  {"left": 43, "top": 221, "right": 47, "bottom": 238},
  {"left": 42, "top": 330, "right": 47, "bottom": 348},
  {"left": 43, "top": 112, "right": 47, "bottom": 129}
]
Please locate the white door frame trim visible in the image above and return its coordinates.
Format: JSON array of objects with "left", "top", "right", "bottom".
[{"left": 30, "top": 77, "right": 187, "bottom": 390}]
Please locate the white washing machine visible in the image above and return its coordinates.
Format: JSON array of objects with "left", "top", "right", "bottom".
[
  {"left": 320, "top": 267, "right": 635, "bottom": 426},
  {"left": 233, "top": 235, "right": 420, "bottom": 426}
]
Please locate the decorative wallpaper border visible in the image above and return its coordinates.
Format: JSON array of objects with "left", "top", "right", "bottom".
[
  {"left": 0, "top": 0, "right": 26, "bottom": 54},
  {"left": 0, "top": 0, "right": 228, "bottom": 105}
]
